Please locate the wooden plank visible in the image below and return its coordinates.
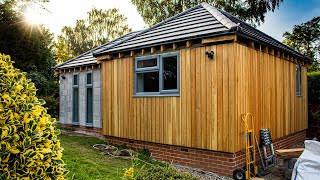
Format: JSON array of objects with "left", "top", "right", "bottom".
[
  {"left": 186, "top": 40, "right": 192, "bottom": 48},
  {"left": 97, "top": 54, "right": 112, "bottom": 61},
  {"left": 161, "top": 45, "right": 166, "bottom": 52},
  {"left": 222, "top": 44, "right": 229, "bottom": 151},
  {"left": 276, "top": 148, "right": 304, "bottom": 159},
  {"left": 228, "top": 43, "right": 235, "bottom": 152},
  {"left": 217, "top": 44, "right": 223, "bottom": 151},
  {"left": 190, "top": 47, "right": 197, "bottom": 147},
  {"left": 206, "top": 45, "right": 212, "bottom": 149},
  {"left": 211, "top": 45, "right": 218, "bottom": 150},
  {"left": 152, "top": 97, "right": 156, "bottom": 142},
  {"left": 195, "top": 47, "right": 202, "bottom": 148},
  {"left": 200, "top": 46, "right": 207, "bottom": 148},
  {"left": 173, "top": 43, "right": 178, "bottom": 50},
  {"left": 186, "top": 48, "right": 192, "bottom": 147},
  {"left": 180, "top": 49, "right": 187, "bottom": 146},
  {"left": 202, "top": 34, "right": 235, "bottom": 44},
  {"left": 119, "top": 53, "right": 124, "bottom": 59},
  {"left": 151, "top": 47, "right": 156, "bottom": 54}
]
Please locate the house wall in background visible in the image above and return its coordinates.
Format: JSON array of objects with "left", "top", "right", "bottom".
[{"left": 59, "top": 69, "right": 102, "bottom": 128}]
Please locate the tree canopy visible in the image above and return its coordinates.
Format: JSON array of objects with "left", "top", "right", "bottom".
[
  {"left": 283, "top": 16, "right": 320, "bottom": 71},
  {"left": 55, "top": 7, "right": 132, "bottom": 63},
  {"left": 131, "top": 0, "right": 283, "bottom": 26},
  {"left": 0, "top": 1, "right": 57, "bottom": 96}
]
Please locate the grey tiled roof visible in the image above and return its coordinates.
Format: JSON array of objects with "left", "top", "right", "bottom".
[
  {"left": 218, "top": 9, "right": 311, "bottom": 62},
  {"left": 93, "top": 3, "right": 230, "bottom": 55},
  {"left": 93, "top": 2, "right": 310, "bottom": 62},
  {"left": 54, "top": 31, "right": 140, "bottom": 70}
]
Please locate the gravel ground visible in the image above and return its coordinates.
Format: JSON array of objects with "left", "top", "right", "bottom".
[{"left": 174, "top": 165, "right": 233, "bottom": 180}]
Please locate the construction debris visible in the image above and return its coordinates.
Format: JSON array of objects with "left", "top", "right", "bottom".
[{"left": 292, "top": 140, "right": 320, "bottom": 180}]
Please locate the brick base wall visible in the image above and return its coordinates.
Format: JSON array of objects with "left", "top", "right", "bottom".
[
  {"left": 61, "top": 124, "right": 306, "bottom": 177},
  {"left": 60, "top": 124, "right": 102, "bottom": 134}
]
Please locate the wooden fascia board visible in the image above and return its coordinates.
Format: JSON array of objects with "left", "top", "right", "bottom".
[
  {"left": 96, "top": 54, "right": 113, "bottom": 62},
  {"left": 202, "top": 34, "right": 236, "bottom": 44}
]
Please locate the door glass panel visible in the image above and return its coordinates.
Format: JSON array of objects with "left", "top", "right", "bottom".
[
  {"left": 86, "top": 88, "right": 93, "bottom": 124},
  {"left": 73, "top": 88, "right": 79, "bottom": 123}
]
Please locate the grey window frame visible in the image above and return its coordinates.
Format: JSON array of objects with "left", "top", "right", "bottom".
[
  {"left": 72, "top": 73, "right": 79, "bottom": 125},
  {"left": 134, "top": 52, "right": 180, "bottom": 97},
  {"left": 296, "top": 64, "right": 301, "bottom": 96},
  {"left": 86, "top": 71, "right": 93, "bottom": 126}
]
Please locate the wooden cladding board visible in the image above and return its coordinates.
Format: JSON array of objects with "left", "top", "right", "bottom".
[
  {"left": 100, "top": 42, "right": 308, "bottom": 153},
  {"left": 101, "top": 43, "right": 236, "bottom": 152},
  {"left": 234, "top": 43, "right": 308, "bottom": 152}
]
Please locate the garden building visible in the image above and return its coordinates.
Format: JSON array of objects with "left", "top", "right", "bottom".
[{"left": 55, "top": 2, "right": 311, "bottom": 177}]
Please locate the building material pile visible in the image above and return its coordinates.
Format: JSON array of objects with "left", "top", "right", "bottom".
[{"left": 275, "top": 148, "right": 304, "bottom": 159}]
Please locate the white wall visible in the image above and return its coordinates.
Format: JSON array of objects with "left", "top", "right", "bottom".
[{"left": 59, "top": 68, "right": 101, "bottom": 128}]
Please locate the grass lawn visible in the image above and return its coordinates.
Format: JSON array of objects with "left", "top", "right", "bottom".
[{"left": 59, "top": 134, "right": 132, "bottom": 180}]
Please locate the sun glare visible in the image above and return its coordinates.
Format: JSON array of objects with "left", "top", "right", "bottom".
[{"left": 24, "top": 7, "right": 44, "bottom": 25}]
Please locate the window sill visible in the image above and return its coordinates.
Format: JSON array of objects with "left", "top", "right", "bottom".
[
  {"left": 85, "top": 123, "right": 93, "bottom": 127},
  {"left": 133, "top": 93, "right": 180, "bottom": 98},
  {"left": 72, "top": 122, "right": 79, "bottom": 126}
]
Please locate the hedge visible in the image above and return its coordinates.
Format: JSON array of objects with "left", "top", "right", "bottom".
[{"left": 308, "top": 71, "right": 320, "bottom": 105}]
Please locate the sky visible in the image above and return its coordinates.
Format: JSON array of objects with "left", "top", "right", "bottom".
[{"left": 26, "top": 0, "right": 320, "bottom": 41}]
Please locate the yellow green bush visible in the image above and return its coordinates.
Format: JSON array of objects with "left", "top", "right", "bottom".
[{"left": 0, "top": 53, "right": 66, "bottom": 179}]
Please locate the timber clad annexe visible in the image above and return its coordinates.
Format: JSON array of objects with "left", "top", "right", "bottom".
[
  {"left": 99, "top": 41, "right": 308, "bottom": 153},
  {"left": 56, "top": 2, "right": 311, "bottom": 177}
]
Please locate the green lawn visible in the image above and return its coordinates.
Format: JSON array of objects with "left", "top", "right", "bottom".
[{"left": 59, "top": 134, "right": 132, "bottom": 180}]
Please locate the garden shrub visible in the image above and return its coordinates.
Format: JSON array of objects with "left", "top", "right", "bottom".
[
  {"left": 308, "top": 71, "right": 320, "bottom": 105},
  {"left": 0, "top": 53, "right": 66, "bottom": 179},
  {"left": 39, "top": 95, "right": 59, "bottom": 118}
]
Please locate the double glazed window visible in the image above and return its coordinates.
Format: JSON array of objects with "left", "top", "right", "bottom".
[
  {"left": 296, "top": 64, "right": 301, "bottom": 96},
  {"left": 134, "top": 52, "right": 179, "bottom": 96},
  {"left": 72, "top": 74, "right": 79, "bottom": 124}
]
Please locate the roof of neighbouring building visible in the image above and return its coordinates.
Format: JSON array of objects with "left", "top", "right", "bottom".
[
  {"left": 93, "top": 2, "right": 311, "bottom": 62},
  {"left": 54, "top": 31, "right": 141, "bottom": 70}
]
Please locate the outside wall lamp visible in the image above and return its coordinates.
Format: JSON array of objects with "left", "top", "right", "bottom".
[
  {"left": 205, "top": 51, "right": 214, "bottom": 60},
  {"left": 61, "top": 75, "right": 66, "bottom": 80}
]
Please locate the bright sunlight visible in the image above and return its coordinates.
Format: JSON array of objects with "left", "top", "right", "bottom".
[{"left": 23, "top": 6, "right": 44, "bottom": 25}]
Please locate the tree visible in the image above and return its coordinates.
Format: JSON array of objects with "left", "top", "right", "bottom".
[
  {"left": 0, "top": 1, "right": 58, "bottom": 97},
  {"left": 54, "top": 36, "right": 73, "bottom": 64},
  {"left": 55, "top": 7, "right": 132, "bottom": 61},
  {"left": 130, "top": 0, "right": 283, "bottom": 26},
  {"left": 283, "top": 16, "right": 320, "bottom": 71}
]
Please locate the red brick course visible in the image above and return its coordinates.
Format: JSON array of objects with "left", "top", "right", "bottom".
[
  {"left": 61, "top": 124, "right": 102, "bottom": 134},
  {"left": 61, "top": 124, "right": 306, "bottom": 177}
]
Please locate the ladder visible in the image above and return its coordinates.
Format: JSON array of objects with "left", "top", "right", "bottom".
[
  {"left": 242, "top": 113, "right": 258, "bottom": 179},
  {"left": 260, "top": 128, "right": 275, "bottom": 169}
]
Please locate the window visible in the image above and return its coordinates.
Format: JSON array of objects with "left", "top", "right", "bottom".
[
  {"left": 296, "top": 64, "right": 301, "bottom": 96},
  {"left": 134, "top": 52, "right": 179, "bottom": 96},
  {"left": 73, "top": 74, "right": 78, "bottom": 85},
  {"left": 72, "top": 74, "right": 79, "bottom": 124},
  {"left": 86, "top": 72, "right": 93, "bottom": 125}
]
